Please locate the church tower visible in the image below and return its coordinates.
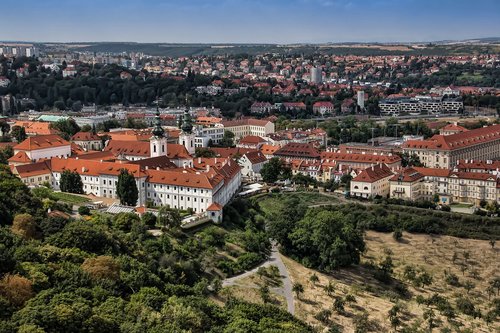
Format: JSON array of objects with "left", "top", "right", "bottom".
[
  {"left": 150, "top": 104, "right": 168, "bottom": 158},
  {"left": 179, "top": 107, "right": 196, "bottom": 156}
]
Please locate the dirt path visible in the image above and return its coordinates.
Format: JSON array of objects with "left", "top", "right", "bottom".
[{"left": 222, "top": 243, "right": 295, "bottom": 315}]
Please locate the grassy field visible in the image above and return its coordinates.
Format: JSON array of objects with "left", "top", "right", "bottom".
[
  {"left": 51, "top": 191, "right": 91, "bottom": 205},
  {"left": 253, "top": 191, "right": 338, "bottom": 215},
  {"left": 282, "top": 231, "right": 499, "bottom": 333}
]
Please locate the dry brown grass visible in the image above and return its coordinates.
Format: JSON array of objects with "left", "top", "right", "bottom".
[
  {"left": 219, "top": 268, "right": 287, "bottom": 309},
  {"left": 282, "top": 231, "right": 499, "bottom": 333}
]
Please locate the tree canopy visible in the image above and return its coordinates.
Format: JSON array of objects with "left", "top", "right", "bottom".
[{"left": 116, "top": 169, "right": 138, "bottom": 206}]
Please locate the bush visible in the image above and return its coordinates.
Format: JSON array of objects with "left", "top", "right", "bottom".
[
  {"left": 236, "top": 252, "right": 263, "bottom": 271},
  {"left": 78, "top": 206, "right": 90, "bottom": 216}
]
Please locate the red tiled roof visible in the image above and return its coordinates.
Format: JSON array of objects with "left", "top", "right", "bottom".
[
  {"left": 353, "top": 164, "right": 393, "bottom": 183},
  {"left": 455, "top": 159, "right": 500, "bottom": 171},
  {"left": 146, "top": 169, "right": 223, "bottom": 189},
  {"left": 403, "top": 124, "right": 500, "bottom": 151},
  {"left": 259, "top": 144, "right": 280, "bottom": 155},
  {"left": 104, "top": 140, "right": 191, "bottom": 159},
  {"left": 210, "top": 147, "right": 257, "bottom": 158},
  {"left": 239, "top": 135, "right": 266, "bottom": 145},
  {"left": 207, "top": 202, "right": 223, "bottom": 211},
  {"left": 274, "top": 143, "right": 320, "bottom": 159},
  {"left": 244, "top": 151, "right": 267, "bottom": 164},
  {"left": 50, "top": 157, "right": 146, "bottom": 178},
  {"left": 389, "top": 168, "right": 424, "bottom": 182},
  {"left": 441, "top": 123, "right": 468, "bottom": 133},
  {"left": 8, "top": 151, "right": 31, "bottom": 163},
  {"left": 14, "top": 161, "right": 51, "bottom": 178},
  {"left": 449, "top": 171, "right": 497, "bottom": 181},
  {"left": 14, "top": 135, "right": 70, "bottom": 151},
  {"left": 320, "top": 152, "right": 401, "bottom": 164},
  {"left": 72, "top": 131, "right": 101, "bottom": 141},
  {"left": 412, "top": 167, "right": 451, "bottom": 178}
]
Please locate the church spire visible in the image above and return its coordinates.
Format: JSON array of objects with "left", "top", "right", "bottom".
[
  {"left": 181, "top": 94, "right": 193, "bottom": 134},
  {"left": 152, "top": 93, "right": 164, "bottom": 138}
]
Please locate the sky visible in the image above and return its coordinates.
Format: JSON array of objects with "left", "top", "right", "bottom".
[{"left": 1, "top": 0, "right": 499, "bottom": 44}]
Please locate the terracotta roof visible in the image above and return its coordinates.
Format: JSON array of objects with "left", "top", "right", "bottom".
[
  {"left": 207, "top": 202, "right": 223, "bottom": 211},
  {"left": 455, "top": 159, "right": 500, "bottom": 171},
  {"left": 50, "top": 157, "right": 146, "bottom": 178},
  {"left": 403, "top": 124, "right": 500, "bottom": 151},
  {"left": 313, "top": 101, "right": 334, "bottom": 107},
  {"left": 320, "top": 152, "right": 401, "bottom": 164},
  {"left": 72, "top": 131, "right": 101, "bottom": 141},
  {"left": 441, "top": 123, "right": 468, "bottom": 133},
  {"left": 274, "top": 143, "right": 320, "bottom": 159},
  {"left": 259, "top": 144, "right": 280, "bottom": 155},
  {"left": 449, "top": 171, "right": 497, "bottom": 181},
  {"left": 76, "top": 151, "right": 116, "bottom": 161},
  {"left": 8, "top": 151, "right": 31, "bottom": 163},
  {"left": 193, "top": 157, "right": 227, "bottom": 169},
  {"left": 129, "top": 156, "right": 177, "bottom": 170},
  {"left": 104, "top": 140, "right": 191, "bottom": 159},
  {"left": 14, "top": 161, "right": 51, "bottom": 177},
  {"left": 412, "top": 167, "right": 451, "bottom": 178},
  {"left": 210, "top": 147, "right": 257, "bottom": 158},
  {"left": 244, "top": 151, "right": 267, "bottom": 164},
  {"left": 238, "top": 135, "right": 266, "bottom": 145},
  {"left": 14, "top": 135, "right": 70, "bottom": 151},
  {"left": 146, "top": 169, "right": 223, "bottom": 189},
  {"left": 71, "top": 142, "right": 86, "bottom": 155},
  {"left": 12, "top": 121, "right": 57, "bottom": 135},
  {"left": 389, "top": 167, "right": 425, "bottom": 182},
  {"left": 353, "top": 164, "right": 393, "bottom": 183}
]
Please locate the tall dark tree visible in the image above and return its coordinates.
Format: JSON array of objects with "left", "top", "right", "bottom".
[
  {"left": 11, "top": 126, "right": 27, "bottom": 143},
  {"left": 117, "top": 168, "right": 138, "bottom": 206},
  {"left": 59, "top": 170, "right": 84, "bottom": 194}
]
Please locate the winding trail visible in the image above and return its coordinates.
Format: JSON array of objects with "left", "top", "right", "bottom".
[{"left": 222, "top": 243, "right": 295, "bottom": 315}]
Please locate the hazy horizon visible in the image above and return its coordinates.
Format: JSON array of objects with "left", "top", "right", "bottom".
[{"left": 1, "top": 0, "right": 499, "bottom": 44}]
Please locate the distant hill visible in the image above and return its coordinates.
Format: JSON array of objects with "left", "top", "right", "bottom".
[{"left": 3, "top": 38, "right": 496, "bottom": 57}]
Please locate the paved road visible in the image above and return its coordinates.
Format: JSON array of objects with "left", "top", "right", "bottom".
[{"left": 222, "top": 243, "right": 295, "bottom": 315}]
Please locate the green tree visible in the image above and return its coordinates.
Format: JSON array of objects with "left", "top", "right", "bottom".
[
  {"left": 220, "top": 130, "right": 235, "bottom": 147},
  {"left": 158, "top": 206, "right": 181, "bottom": 230},
  {"left": 50, "top": 119, "right": 80, "bottom": 140},
  {"left": 116, "top": 168, "right": 138, "bottom": 206},
  {"left": 292, "top": 282, "right": 304, "bottom": 299},
  {"left": 11, "top": 214, "right": 38, "bottom": 240},
  {"left": 11, "top": 126, "right": 27, "bottom": 143},
  {"left": 141, "top": 212, "right": 157, "bottom": 228},
  {"left": 261, "top": 157, "right": 288, "bottom": 183},
  {"left": 77, "top": 206, "right": 90, "bottom": 216},
  {"left": 388, "top": 303, "right": 402, "bottom": 332},
  {"left": 59, "top": 170, "right": 84, "bottom": 194},
  {"left": 333, "top": 296, "right": 345, "bottom": 314},
  {"left": 289, "top": 209, "right": 365, "bottom": 271},
  {"left": 309, "top": 273, "right": 319, "bottom": 286}
]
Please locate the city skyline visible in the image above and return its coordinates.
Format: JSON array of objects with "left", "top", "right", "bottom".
[{"left": 1, "top": 0, "right": 499, "bottom": 44}]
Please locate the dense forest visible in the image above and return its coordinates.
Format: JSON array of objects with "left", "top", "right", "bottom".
[{"left": 0, "top": 165, "right": 314, "bottom": 332}]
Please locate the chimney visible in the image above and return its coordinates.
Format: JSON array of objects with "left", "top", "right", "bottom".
[
  {"left": 206, "top": 165, "right": 210, "bottom": 172},
  {"left": 156, "top": 167, "right": 160, "bottom": 170},
  {"left": 198, "top": 157, "right": 201, "bottom": 164},
  {"left": 371, "top": 166, "right": 374, "bottom": 171},
  {"left": 145, "top": 166, "right": 149, "bottom": 170},
  {"left": 76, "top": 157, "right": 79, "bottom": 160},
  {"left": 81, "top": 167, "right": 85, "bottom": 173}
]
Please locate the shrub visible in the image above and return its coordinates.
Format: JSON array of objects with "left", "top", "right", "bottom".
[{"left": 78, "top": 206, "right": 90, "bottom": 216}]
